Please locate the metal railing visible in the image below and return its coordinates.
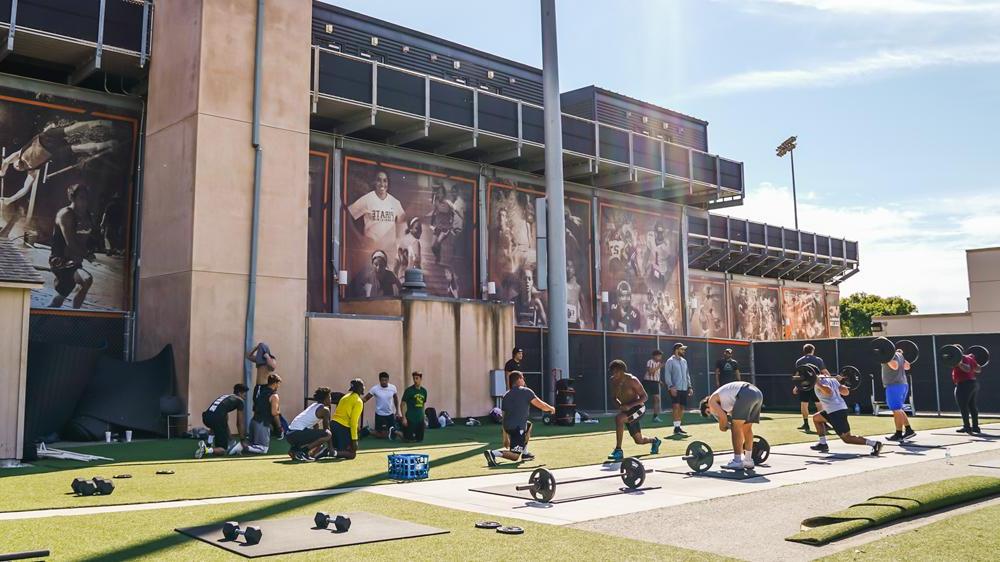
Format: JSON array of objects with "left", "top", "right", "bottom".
[{"left": 310, "top": 45, "right": 744, "bottom": 199}]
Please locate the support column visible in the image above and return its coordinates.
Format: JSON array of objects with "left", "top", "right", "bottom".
[{"left": 137, "top": 0, "right": 312, "bottom": 422}]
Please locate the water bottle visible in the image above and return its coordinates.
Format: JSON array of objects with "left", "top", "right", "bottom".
[
  {"left": 854, "top": 403, "right": 861, "bottom": 415},
  {"left": 945, "top": 448, "right": 953, "bottom": 465}
]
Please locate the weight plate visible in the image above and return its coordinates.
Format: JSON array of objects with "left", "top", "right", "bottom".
[
  {"left": 685, "top": 441, "right": 714, "bottom": 473},
  {"left": 839, "top": 366, "right": 861, "bottom": 391},
  {"left": 497, "top": 526, "right": 524, "bottom": 535},
  {"left": 155, "top": 470, "right": 175, "bottom": 475},
  {"left": 968, "top": 345, "right": 991, "bottom": 368},
  {"left": 897, "top": 339, "right": 920, "bottom": 365},
  {"left": 872, "top": 337, "right": 895, "bottom": 364},
  {"left": 939, "top": 344, "right": 964, "bottom": 368},
  {"left": 752, "top": 436, "right": 770, "bottom": 464},
  {"left": 475, "top": 521, "right": 502, "bottom": 529},
  {"left": 528, "top": 467, "right": 556, "bottom": 503},
  {"left": 620, "top": 457, "right": 646, "bottom": 489}
]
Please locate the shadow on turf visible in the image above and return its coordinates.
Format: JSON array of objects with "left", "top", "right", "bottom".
[{"left": 75, "top": 445, "right": 486, "bottom": 562}]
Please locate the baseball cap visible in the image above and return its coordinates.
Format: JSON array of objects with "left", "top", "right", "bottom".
[{"left": 673, "top": 342, "right": 687, "bottom": 351}]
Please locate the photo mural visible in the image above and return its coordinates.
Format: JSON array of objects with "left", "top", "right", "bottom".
[
  {"left": 598, "top": 200, "right": 683, "bottom": 335},
  {"left": 342, "top": 155, "right": 476, "bottom": 299},
  {"left": 687, "top": 277, "right": 729, "bottom": 338},
  {"left": 781, "top": 287, "right": 828, "bottom": 340},
  {"left": 826, "top": 289, "right": 841, "bottom": 338},
  {"left": 0, "top": 84, "right": 138, "bottom": 312},
  {"left": 486, "top": 182, "right": 593, "bottom": 329},
  {"left": 729, "top": 283, "right": 781, "bottom": 341}
]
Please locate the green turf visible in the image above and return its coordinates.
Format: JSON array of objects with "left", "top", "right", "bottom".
[
  {"left": 0, "top": 413, "right": 987, "bottom": 513},
  {"left": 0, "top": 491, "right": 728, "bottom": 562},
  {"left": 821, "top": 499, "right": 1000, "bottom": 561},
  {"left": 786, "top": 476, "right": 1000, "bottom": 546}
]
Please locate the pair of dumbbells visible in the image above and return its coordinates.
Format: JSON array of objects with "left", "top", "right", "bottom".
[
  {"left": 314, "top": 512, "right": 351, "bottom": 533},
  {"left": 222, "top": 521, "right": 263, "bottom": 545},
  {"left": 71, "top": 477, "right": 115, "bottom": 496}
]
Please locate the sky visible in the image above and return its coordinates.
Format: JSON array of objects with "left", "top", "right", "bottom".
[{"left": 324, "top": 0, "right": 1000, "bottom": 313}]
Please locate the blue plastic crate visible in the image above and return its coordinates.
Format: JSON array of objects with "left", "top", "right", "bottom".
[{"left": 388, "top": 453, "right": 429, "bottom": 481}]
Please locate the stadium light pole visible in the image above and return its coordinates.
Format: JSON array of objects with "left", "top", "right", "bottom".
[
  {"left": 540, "top": 0, "right": 569, "bottom": 400},
  {"left": 776, "top": 136, "right": 798, "bottom": 230}
]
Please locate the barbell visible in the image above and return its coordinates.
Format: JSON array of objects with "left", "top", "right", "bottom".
[
  {"left": 793, "top": 364, "right": 861, "bottom": 392},
  {"left": 939, "top": 344, "right": 991, "bottom": 368},
  {"left": 872, "top": 337, "right": 919, "bottom": 365},
  {"left": 515, "top": 457, "right": 649, "bottom": 503},
  {"left": 682, "top": 436, "right": 770, "bottom": 473}
]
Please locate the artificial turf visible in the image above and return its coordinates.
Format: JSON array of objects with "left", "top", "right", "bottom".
[
  {"left": 821, "top": 498, "right": 1000, "bottom": 561},
  {"left": 786, "top": 476, "right": 1000, "bottom": 545},
  {"left": 0, "top": 412, "right": 988, "bottom": 513},
  {"left": 0, "top": 491, "right": 728, "bottom": 562}
]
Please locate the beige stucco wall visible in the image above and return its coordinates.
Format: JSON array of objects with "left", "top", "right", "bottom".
[
  {"left": 876, "top": 313, "right": 975, "bottom": 336},
  {"left": 138, "top": 0, "right": 311, "bottom": 421},
  {"left": 968, "top": 248, "right": 1000, "bottom": 314},
  {"left": 0, "top": 286, "right": 31, "bottom": 459},
  {"left": 304, "top": 299, "right": 514, "bottom": 422}
]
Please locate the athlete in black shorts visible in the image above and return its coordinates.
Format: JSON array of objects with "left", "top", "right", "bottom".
[
  {"left": 608, "top": 360, "right": 662, "bottom": 462},
  {"left": 484, "top": 371, "right": 555, "bottom": 466},
  {"left": 793, "top": 344, "right": 827, "bottom": 431},
  {"left": 196, "top": 384, "right": 249, "bottom": 458}
]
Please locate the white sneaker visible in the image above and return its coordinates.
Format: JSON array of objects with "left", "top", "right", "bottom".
[
  {"left": 228, "top": 441, "right": 244, "bottom": 456},
  {"left": 742, "top": 458, "right": 755, "bottom": 470},
  {"left": 722, "top": 459, "right": 744, "bottom": 470},
  {"left": 194, "top": 440, "right": 206, "bottom": 459}
]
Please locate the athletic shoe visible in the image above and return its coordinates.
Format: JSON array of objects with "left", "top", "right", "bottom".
[
  {"left": 607, "top": 448, "right": 624, "bottom": 462},
  {"left": 652, "top": 416, "right": 663, "bottom": 423},
  {"left": 871, "top": 441, "right": 883, "bottom": 457},
  {"left": 650, "top": 437, "right": 662, "bottom": 455},
  {"left": 722, "top": 459, "right": 744, "bottom": 470},
  {"left": 313, "top": 445, "right": 331, "bottom": 460},
  {"left": 902, "top": 428, "right": 917, "bottom": 440},
  {"left": 798, "top": 422, "right": 810, "bottom": 431},
  {"left": 483, "top": 450, "right": 498, "bottom": 467},
  {"left": 293, "top": 450, "right": 311, "bottom": 462},
  {"left": 742, "top": 458, "right": 755, "bottom": 470},
  {"left": 972, "top": 427, "right": 982, "bottom": 434},
  {"left": 194, "top": 440, "right": 206, "bottom": 459},
  {"left": 228, "top": 441, "right": 243, "bottom": 456},
  {"left": 520, "top": 452, "right": 536, "bottom": 462},
  {"left": 957, "top": 427, "right": 971, "bottom": 434},
  {"left": 886, "top": 432, "right": 903, "bottom": 441},
  {"left": 674, "top": 427, "right": 688, "bottom": 435},
  {"left": 388, "top": 426, "right": 397, "bottom": 441},
  {"left": 810, "top": 443, "right": 829, "bottom": 452}
]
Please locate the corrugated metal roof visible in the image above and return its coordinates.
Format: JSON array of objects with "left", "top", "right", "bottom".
[{"left": 0, "top": 241, "right": 44, "bottom": 285}]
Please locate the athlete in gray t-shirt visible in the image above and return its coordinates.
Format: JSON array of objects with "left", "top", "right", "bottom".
[
  {"left": 484, "top": 371, "right": 555, "bottom": 466},
  {"left": 881, "top": 349, "right": 915, "bottom": 441},
  {"left": 880, "top": 350, "right": 908, "bottom": 386},
  {"left": 811, "top": 376, "right": 882, "bottom": 456}
]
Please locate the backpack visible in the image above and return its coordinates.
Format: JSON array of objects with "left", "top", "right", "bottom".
[{"left": 425, "top": 407, "right": 441, "bottom": 429}]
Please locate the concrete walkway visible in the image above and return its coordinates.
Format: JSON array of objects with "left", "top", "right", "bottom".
[{"left": 366, "top": 425, "right": 1000, "bottom": 527}]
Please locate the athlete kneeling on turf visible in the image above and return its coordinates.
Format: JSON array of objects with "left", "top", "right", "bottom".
[
  {"left": 484, "top": 371, "right": 555, "bottom": 466},
  {"left": 327, "top": 378, "right": 365, "bottom": 460},
  {"left": 609, "top": 359, "right": 662, "bottom": 461},
  {"left": 196, "top": 383, "right": 249, "bottom": 458},
  {"left": 811, "top": 375, "right": 883, "bottom": 456},
  {"left": 700, "top": 381, "right": 764, "bottom": 470},
  {"left": 285, "top": 387, "right": 335, "bottom": 462}
]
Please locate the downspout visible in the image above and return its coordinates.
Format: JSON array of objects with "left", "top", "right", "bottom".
[{"left": 242, "top": 0, "right": 265, "bottom": 432}]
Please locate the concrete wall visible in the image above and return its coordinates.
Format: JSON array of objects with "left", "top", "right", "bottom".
[
  {"left": 969, "top": 247, "right": 1000, "bottom": 315},
  {"left": 138, "top": 0, "right": 312, "bottom": 420},
  {"left": 304, "top": 298, "right": 513, "bottom": 422},
  {"left": 0, "top": 286, "right": 31, "bottom": 460}
]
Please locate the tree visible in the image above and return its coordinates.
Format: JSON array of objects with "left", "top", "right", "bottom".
[{"left": 840, "top": 292, "right": 918, "bottom": 337}]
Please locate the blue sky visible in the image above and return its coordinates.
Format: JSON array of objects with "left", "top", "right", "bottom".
[{"left": 325, "top": 0, "right": 1000, "bottom": 313}]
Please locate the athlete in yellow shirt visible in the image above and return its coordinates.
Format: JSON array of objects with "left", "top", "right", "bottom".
[{"left": 328, "top": 378, "right": 365, "bottom": 460}]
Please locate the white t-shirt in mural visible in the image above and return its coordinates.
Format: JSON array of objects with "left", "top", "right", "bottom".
[{"left": 348, "top": 190, "right": 404, "bottom": 242}]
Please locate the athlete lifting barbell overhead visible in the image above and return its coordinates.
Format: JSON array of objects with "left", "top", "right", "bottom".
[{"left": 699, "top": 381, "right": 764, "bottom": 470}]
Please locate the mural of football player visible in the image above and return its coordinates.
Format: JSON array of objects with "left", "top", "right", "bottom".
[{"left": 607, "top": 280, "right": 641, "bottom": 333}]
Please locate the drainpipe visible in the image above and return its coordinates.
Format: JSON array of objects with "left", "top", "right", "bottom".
[{"left": 242, "top": 0, "right": 265, "bottom": 432}]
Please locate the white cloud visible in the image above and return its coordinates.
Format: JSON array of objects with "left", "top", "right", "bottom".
[
  {"left": 752, "top": 0, "right": 1000, "bottom": 15},
  {"left": 719, "top": 183, "right": 1000, "bottom": 313},
  {"left": 697, "top": 42, "right": 1000, "bottom": 95}
]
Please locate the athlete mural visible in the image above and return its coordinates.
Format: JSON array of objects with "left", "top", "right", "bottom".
[
  {"left": 688, "top": 278, "right": 729, "bottom": 338},
  {"left": 782, "top": 287, "right": 828, "bottom": 340},
  {"left": 730, "top": 283, "right": 781, "bottom": 341}
]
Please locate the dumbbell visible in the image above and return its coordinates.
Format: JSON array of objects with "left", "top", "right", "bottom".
[
  {"left": 71, "top": 476, "right": 115, "bottom": 496},
  {"left": 314, "top": 512, "right": 351, "bottom": 532},
  {"left": 221, "top": 521, "right": 263, "bottom": 545}
]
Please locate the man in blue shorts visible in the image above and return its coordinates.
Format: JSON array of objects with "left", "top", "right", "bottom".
[{"left": 882, "top": 348, "right": 915, "bottom": 441}]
